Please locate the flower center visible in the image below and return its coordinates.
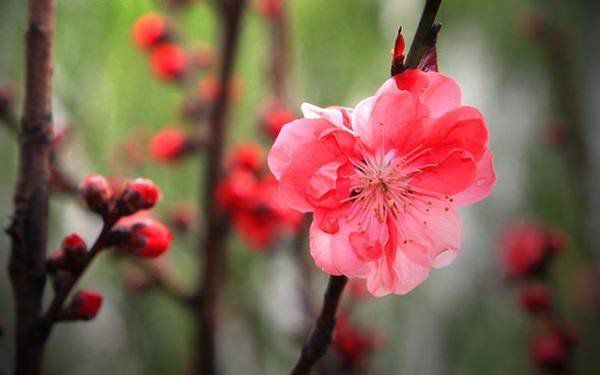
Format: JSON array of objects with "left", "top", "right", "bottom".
[{"left": 343, "top": 143, "right": 438, "bottom": 231}]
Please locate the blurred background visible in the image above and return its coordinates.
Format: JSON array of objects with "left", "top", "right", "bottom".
[{"left": 1, "top": 0, "right": 599, "bottom": 374}]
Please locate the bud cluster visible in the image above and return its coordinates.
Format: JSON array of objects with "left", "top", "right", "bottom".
[
  {"left": 216, "top": 142, "right": 302, "bottom": 250},
  {"left": 500, "top": 220, "right": 577, "bottom": 374},
  {"left": 79, "top": 175, "right": 162, "bottom": 218},
  {"left": 47, "top": 174, "right": 173, "bottom": 322}
]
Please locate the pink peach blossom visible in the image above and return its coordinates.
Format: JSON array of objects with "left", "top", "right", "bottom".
[{"left": 268, "top": 69, "right": 495, "bottom": 296}]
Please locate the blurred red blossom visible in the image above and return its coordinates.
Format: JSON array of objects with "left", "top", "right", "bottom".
[
  {"left": 261, "top": 101, "right": 295, "bottom": 140},
  {"left": 217, "top": 143, "right": 302, "bottom": 250},
  {"left": 256, "top": 0, "right": 282, "bottom": 19},
  {"left": 531, "top": 323, "right": 578, "bottom": 372},
  {"left": 501, "top": 221, "right": 566, "bottom": 279},
  {"left": 333, "top": 313, "right": 380, "bottom": 369},
  {"left": 150, "top": 43, "right": 187, "bottom": 81},
  {"left": 150, "top": 127, "right": 189, "bottom": 163},
  {"left": 133, "top": 13, "right": 167, "bottom": 50},
  {"left": 65, "top": 290, "right": 103, "bottom": 320},
  {"left": 227, "top": 142, "right": 265, "bottom": 172},
  {"left": 518, "top": 283, "right": 552, "bottom": 314}
]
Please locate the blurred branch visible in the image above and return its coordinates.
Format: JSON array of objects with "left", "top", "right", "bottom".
[
  {"left": 268, "top": 1, "right": 289, "bottom": 102},
  {"left": 528, "top": 12, "right": 593, "bottom": 259},
  {"left": 404, "top": 0, "right": 442, "bottom": 70},
  {"left": 290, "top": 275, "right": 348, "bottom": 375},
  {"left": 6, "top": 0, "right": 56, "bottom": 373},
  {"left": 193, "top": 1, "right": 247, "bottom": 375}
]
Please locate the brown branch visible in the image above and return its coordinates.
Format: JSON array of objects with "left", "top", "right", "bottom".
[
  {"left": 532, "top": 15, "right": 592, "bottom": 259},
  {"left": 193, "top": 1, "right": 247, "bottom": 374},
  {"left": 404, "top": 0, "right": 442, "bottom": 70},
  {"left": 0, "top": 88, "right": 79, "bottom": 198},
  {"left": 6, "top": 0, "right": 56, "bottom": 374},
  {"left": 42, "top": 217, "right": 118, "bottom": 324},
  {"left": 290, "top": 275, "right": 348, "bottom": 375},
  {"left": 268, "top": 3, "right": 289, "bottom": 102}
]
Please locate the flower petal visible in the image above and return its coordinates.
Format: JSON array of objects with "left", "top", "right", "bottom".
[
  {"left": 268, "top": 118, "right": 346, "bottom": 212},
  {"left": 452, "top": 149, "right": 496, "bottom": 207},
  {"left": 309, "top": 215, "right": 371, "bottom": 278}
]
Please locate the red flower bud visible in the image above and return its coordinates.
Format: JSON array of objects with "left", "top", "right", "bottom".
[
  {"left": 117, "top": 178, "right": 161, "bottom": 215},
  {"left": 256, "top": 0, "right": 282, "bottom": 19},
  {"left": 518, "top": 283, "right": 552, "bottom": 314},
  {"left": 262, "top": 105, "right": 294, "bottom": 139},
  {"left": 150, "top": 127, "right": 188, "bottom": 162},
  {"left": 66, "top": 290, "right": 103, "bottom": 320},
  {"left": 79, "top": 174, "right": 112, "bottom": 215},
  {"left": 150, "top": 43, "right": 186, "bottom": 81},
  {"left": 133, "top": 13, "right": 167, "bottom": 49},
  {"left": 333, "top": 313, "right": 379, "bottom": 368},
  {"left": 62, "top": 233, "right": 86, "bottom": 252},
  {"left": 125, "top": 219, "right": 173, "bottom": 258},
  {"left": 500, "top": 221, "right": 566, "bottom": 279},
  {"left": 227, "top": 143, "right": 265, "bottom": 172}
]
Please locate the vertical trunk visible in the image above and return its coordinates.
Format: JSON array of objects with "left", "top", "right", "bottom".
[
  {"left": 7, "top": 0, "right": 56, "bottom": 374},
  {"left": 194, "top": 1, "right": 247, "bottom": 374}
]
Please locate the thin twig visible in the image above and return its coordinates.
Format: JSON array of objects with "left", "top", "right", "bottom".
[
  {"left": 405, "top": 0, "right": 442, "bottom": 69},
  {"left": 6, "top": 0, "right": 56, "bottom": 373},
  {"left": 42, "top": 216, "right": 118, "bottom": 324},
  {"left": 290, "top": 275, "right": 348, "bottom": 375},
  {"left": 193, "top": 1, "right": 247, "bottom": 374}
]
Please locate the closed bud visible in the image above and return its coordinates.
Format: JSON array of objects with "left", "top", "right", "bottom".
[
  {"left": 261, "top": 102, "right": 294, "bottom": 139},
  {"left": 79, "top": 174, "right": 113, "bottom": 215},
  {"left": 227, "top": 143, "right": 265, "bottom": 172},
  {"left": 61, "top": 233, "right": 87, "bottom": 271},
  {"left": 150, "top": 43, "right": 187, "bottom": 81},
  {"left": 518, "top": 283, "right": 552, "bottom": 314},
  {"left": 117, "top": 178, "right": 161, "bottom": 216},
  {"left": 123, "top": 219, "right": 174, "bottom": 258},
  {"left": 150, "top": 127, "right": 189, "bottom": 163},
  {"left": 133, "top": 13, "right": 167, "bottom": 50},
  {"left": 256, "top": 0, "right": 282, "bottom": 19},
  {"left": 65, "top": 290, "right": 103, "bottom": 321}
]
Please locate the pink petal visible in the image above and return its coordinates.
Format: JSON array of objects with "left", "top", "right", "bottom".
[
  {"left": 452, "top": 149, "right": 496, "bottom": 207},
  {"left": 353, "top": 79, "right": 424, "bottom": 154},
  {"left": 394, "top": 69, "right": 462, "bottom": 117},
  {"left": 423, "top": 106, "right": 488, "bottom": 162},
  {"left": 366, "top": 242, "right": 431, "bottom": 296},
  {"left": 410, "top": 149, "right": 477, "bottom": 195},
  {"left": 268, "top": 118, "right": 346, "bottom": 212},
  {"left": 301, "top": 102, "right": 353, "bottom": 130},
  {"left": 309, "top": 216, "right": 371, "bottom": 278}
]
